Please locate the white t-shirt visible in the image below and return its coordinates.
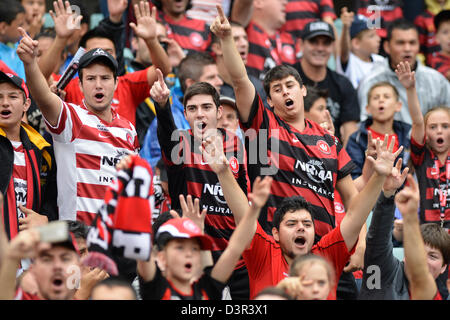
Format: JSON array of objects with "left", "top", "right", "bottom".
[
  {"left": 44, "top": 99, "right": 138, "bottom": 223},
  {"left": 336, "top": 52, "right": 384, "bottom": 89}
]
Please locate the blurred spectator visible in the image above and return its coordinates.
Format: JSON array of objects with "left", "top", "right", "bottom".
[
  {"left": 414, "top": 0, "right": 450, "bottom": 66},
  {"left": 20, "top": 0, "right": 46, "bottom": 39},
  {"left": 429, "top": 9, "right": 450, "bottom": 80}
]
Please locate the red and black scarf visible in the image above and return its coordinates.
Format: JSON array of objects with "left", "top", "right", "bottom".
[{"left": 84, "top": 155, "right": 154, "bottom": 275}]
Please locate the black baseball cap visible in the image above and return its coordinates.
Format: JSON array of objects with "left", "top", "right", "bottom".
[
  {"left": 302, "top": 21, "right": 335, "bottom": 41},
  {"left": 0, "top": 70, "right": 29, "bottom": 99},
  {"left": 78, "top": 48, "right": 118, "bottom": 74}
]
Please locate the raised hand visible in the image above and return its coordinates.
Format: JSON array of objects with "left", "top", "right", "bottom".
[
  {"left": 210, "top": 5, "right": 231, "bottom": 39},
  {"left": 129, "top": 1, "right": 158, "bottom": 41},
  {"left": 248, "top": 176, "right": 273, "bottom": 210},
  {"left": 395, "top": 61, "right": 416, "bottom": 90},
  {"left": 382, "top": 157, "right": 409, "bottom": 197},
  {"left": 365, "top": 130, "right": 377, "bottom": 159},
  {"left": 149, "top": 68, "right": 170, "bottom": 105},
  {"left": 199, "top": 134, "right": 229, "bottom": 174},
  {"left": 320, "top": 110, "right": 335, "bottom": 136},
  {"left": 395, "top": 174, "right": 420, "bottom": 218},
  {"left": 16, "top": 27, "right": 39, "bottom": 65},
  {"left": 49, "top": 0, "right": 83, "bottom": 39},
  {"left": 340, "top": 7, "right": 355, "bottom": 28},
  {"left": 179, "top": 194, "right": 207, "bottom": 232},
  {"left": 367, "top": 134, "right": 403, "bottom": 177},
  {"left": 18, "top": 206, "right": 49, "bottom": 231}
]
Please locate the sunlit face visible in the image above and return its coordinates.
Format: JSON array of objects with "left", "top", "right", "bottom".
[
  {"left": 184, "top": 94, "right": 222, "bottom": 140},
  {"left": 158, "top": 238, "right": 202, "bottom": 284},
  {"left": 85, "top": 38, "right": 116, "bottom": 59},
  {"left": 268, "top": 75, "right": 307, "bottom": 123},
  {"left": 424, "top": 245, "right": 447, "bottom": 279},
  {"left": 305, "top": 97, "right": 328, "bottom": 125},
  {"left": 21, "top": 0, "right": 46, "bottom": 24},
  {"left": 384, "top": 29, "right": 419, "bottom": 69},
  {"left": 231, "top": 25, "right": 249, "bottom": 63},
  {"left": 302, "top": 36, "right": 334, "bottom": 68},
  {"left": 436, "top": 21, "right": 450, "bottom": 54},
  {"left": 217, "top": 103, "right": 239, "bottom": 131},
  {"left": 31, "top": 246, "right": 80, "bottom": 300},
  {"left": 425, "top": 109, "right": 450, "bottom": 155},
  {"left": 296, "top": 262, "right": 331, "bottom": 300},
  {"left": 260, "top": 0, "right": 288, "bottom": 29},
  {"left": 198, "top": 64, "right": 223, "bottom": 93},
  {"left": 366, "top": 85, "right": 402, "bottom": 123},
  {"left": 272, "top": 209, "right": 316, "bottom": 260},
  {"left": 79, "top": 63, "right": 118, "bottom": 114},
  {"left": 0, "top": 82, "right": 30, "bottom": 132}
]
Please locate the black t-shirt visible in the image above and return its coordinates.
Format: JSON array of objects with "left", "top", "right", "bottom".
[
  {"left": 293, "top": 62, "right": 360, "bottom": 140},
  {"left": 139, "top": 265, "right": 226, "bottom": 300}
]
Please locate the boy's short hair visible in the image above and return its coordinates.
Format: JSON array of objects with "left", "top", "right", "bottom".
[
  {"left": 0, "top": 0, "right": 25, "bottom": 25},
  {"left": 304, "top": 86, "right": 328, "bottom": 112},
  {"left": 367, "top": 81, "right": 399, "bottom": 101},
  {"left": 434, "top": 10, "right": 450, "bottom": 32},
  {"left": 67, "top": 220, "right": 90, "bottom": 240},
  {"left": 178, "top": 52, "right": 216, "bottom": 94},
  {"left": 183, "top": 82, "right": 221, "bottom": 110},
  {"left": 272, "top": 196, "right": 314, "bottom": 231},
  {"left": 289, "top": 253, "right": 336, "bottom": 288},
  {"left": 420, "top": 223, "right": 450, "bottom": 266},
  {"left": 263, "top": 65, "right": 304, "bottom": 98},
  {"left": 79, "top": 27, "right": 117, "bottom": 53}
]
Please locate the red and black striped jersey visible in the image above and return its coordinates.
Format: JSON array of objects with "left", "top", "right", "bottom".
[
  {"left": 410, "top": 136, "right": 450, "bottom": 230},
  {"left": 281, "top": 0, "right": 336, "bottom": 40},
  {"left": 241, "top": 92, "right": 356, "bottom": 238},
  {"left": 415, "top": 10, "right": 441, "bottom": 66},
  {"left": 429, "top": 51, "right": 450, "bottom": 78},
  {"left": 156, "top": 11, "right": 212, "bottom": 54},
  {"left": 355, "top": 0, "right": 403, "bottom": 39},
  {"left": 139, "top": 265, "right": 225, "bottom": 300},
  {"left": 155, "top": 100, "right": 249, "bottom": 263},
  {"left": 246, "top": 21, "right": 297, "bottom": 81}
]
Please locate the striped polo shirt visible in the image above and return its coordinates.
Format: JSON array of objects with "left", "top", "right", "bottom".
[{"left": 44, "top": 99, "right": 138, "bottom": 225}]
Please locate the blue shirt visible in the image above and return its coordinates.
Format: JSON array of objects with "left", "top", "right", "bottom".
[{"left": 0, "top": 42, "right": 26, "bottom": 80}]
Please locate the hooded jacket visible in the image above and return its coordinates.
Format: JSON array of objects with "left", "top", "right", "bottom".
[{"left": 0, "top": 123, "right": 58, "bottom": 240}]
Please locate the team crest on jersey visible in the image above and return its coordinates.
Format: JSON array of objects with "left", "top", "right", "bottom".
[
  {"left": 126, "top": 132, "right": 133, "bottom": 145},
  {"left": 282, "top": 45, "right": 295, "bottom": 61},
  {"left": 189, "top": 32, "right": 204, "bottom": 47},
  {"left": 317, "top": 140, "right": 331, "bottom": 155},
  {"left": 334, "top": 202, "right": 345, "bottom": 214},
  {"left": 229, "top": 156, "right": 239, "bottom": 174}
]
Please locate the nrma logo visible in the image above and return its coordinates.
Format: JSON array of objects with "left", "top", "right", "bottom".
[
  {"left": 295, "top": 159, "right": 332, "bottom": 184},
  {"left": 203, "top": 183, "right": 227, "bottom": 205}
]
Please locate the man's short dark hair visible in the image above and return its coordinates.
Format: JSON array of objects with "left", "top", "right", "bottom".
[
  {"left": 304, "top": 86, "right": 328, "bottom": 112},
  {"left": 263, "top": 65, "right": 304, "bottom": 98},
  {"left": 67, "top": 220, "right": 90, "bottom": 240},
  {"left": 386, "top": 19, "right": 418, "bottom": 42},
  {"left": 183, "top": 82, "right": 221, "bottom": 109},
  {"left": 79, "top": 27, "right": 117, "bottom": 53},
  {"left": 178, "top": 52, "right": 216, "bottom": 94},
  {"left": 0, "top": 0, "right": 25, "bottom": 25},
  {"left": 421, "top": 223, "right": 450, "bottom": 266},
  {"left": 434, "top": 10, "right": 450, "bottom": 31},
  {"left": 272, "top": 196, "right": 314, "bottom": 231}
]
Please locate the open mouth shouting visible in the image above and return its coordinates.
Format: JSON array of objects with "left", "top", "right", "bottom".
[
  {"left": 294, "top": 235, "right": 307, "bottom": 249},
  {"left": 50, "top": 274, "right": 65, "bottom": 292},
  {"left": 94, "top": 92, "right": 105, "bottom": 104},
  {"left": 0, "top": 109, "right": 12, "bottom": 119},
  {"left": 285, "top": 99, "right": 294, "bottom": 109}
]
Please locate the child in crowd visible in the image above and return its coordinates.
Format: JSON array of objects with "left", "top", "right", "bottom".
[
  {"left": 303, "top": 86, "right": 334, "bottom": 135},
  {"left": 430, "top": 10, "right": 450, "bottom": 80},
  {"left": 346, "top": 81, "right": 410, "bottom": 180},
  {"left": 396, "top": 61, "right": 450, "bottom": 230},
  {"left": 277, "top": 254, "right": 335, "bottom": 300},
  {"left": 336, "top": 8, "right": 384, "bottom": 89}
]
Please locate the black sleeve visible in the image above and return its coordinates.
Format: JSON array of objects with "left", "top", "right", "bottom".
[
  {"left": 337, "top": 75, "right": 361, "bottom": 123},
  {"left": 97, "top": 18, "right": 126, "bottom": 76},
  {"left": 138, "top": 263, "right": 169, "bottom": 300},
  {"left": 197, "top": 267, "right": 227, "bottom": 300},
  {"left": 39, "top": 147, "right": 59, "bottom": 221},
  {"left": 155, "top": 100, "right": 183, "bottom": 165}
]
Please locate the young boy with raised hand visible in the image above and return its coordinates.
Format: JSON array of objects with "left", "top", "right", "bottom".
[
  {"left": 346, "top": 81, "right": 411, "bottom": 180},
  {"left": 136, "top": 174, "right": 272, "bottom": 300},
  {"left": 336, "top": 7, "right": 383, "bottom": 89}
]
